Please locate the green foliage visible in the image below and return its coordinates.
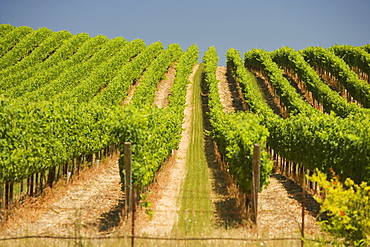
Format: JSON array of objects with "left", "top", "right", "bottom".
[
  {"left": 0, "top": 30, "right": 73, "bottom": 87},
  {"left": 2, "top": 24, "right": 370, "bottom": 213},
  {"left": 241, "top": 46, "right": 370, "bottom": 184},
  {"left": 5, "top": 32, "right": 90, "bottom": 99},
  {"left": 117, "top": 44, "right": 199, "bottom": 189},
  {"left": 0, "top": 27, "right": 52, "bottom": 70},
  {"left": 129, "top": 43, "right": 182, "bottom": 108},
  {"left": 0, "top": 25, "right": 33, "bottom": 57},
  {"left": 270, "top": 46, "right": 364, "bottom": 117},
  {"left": 51, "top": 36, "right": 128, "bottom": 103},
  {"left": 330, "top": 44, "right": 370, "bottom": 81},
  {"left": 0, "top": 25, "right": 198, "bottom": 191},
  {"left": 310, "top": 170, "right": 370, "bottom": 246},
  {"left": 1, "top": 31, "right": 85, "bottom": 99},
  {"left": 301, "top": 46, "right": 370, "bottom": 108},
  {"left": 362, "top": 44, "right": 370, "bottom": 53},
  {"left": 0, "top": 24, "right": 15, "bottom": 37},
  {"left": 226, "top": 48, "right": 273, "bottom": 117},
  {"left": 91, "top": 41, "right": 163, "bottom": 106},
  {"left": 140, "top": 191, "right": 154, "bottom": 220},
  {"left": 0, "top": 99, "right": 122, "bottom": 183},
  {"left": 204, "top": 47, "right": 272, "bottom": 194},
  {"left": 244, "top": 48, "right": 317, "bottom": 116},
  {"left": 268, "top": 113, "right": 370, "bottom": 183},
  {"left": 13, "top": 33, "right": 107, "bottom": 101}
]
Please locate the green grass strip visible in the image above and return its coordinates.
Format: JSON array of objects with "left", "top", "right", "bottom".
[{"left": 176, "top": 63, "right": 214, "bottom": 236}]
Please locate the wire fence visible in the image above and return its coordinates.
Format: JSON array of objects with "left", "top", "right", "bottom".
[
  {"left": 0, "top": 233, "right": 333, "bottom": 247},
  {"left": 0, "top": 187, "right": 334, "bottom": 247}
]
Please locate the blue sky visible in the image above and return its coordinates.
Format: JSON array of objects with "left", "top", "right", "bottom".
[{"left": 0, "top": 0, "right": 369, "bottom": 65}]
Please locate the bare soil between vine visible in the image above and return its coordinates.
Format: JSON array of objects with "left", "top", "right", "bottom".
[{"left": 1, "top": 153, "right": 123, "bottom": 237}]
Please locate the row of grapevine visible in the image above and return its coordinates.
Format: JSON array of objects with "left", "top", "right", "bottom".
[
  {"left": 89, "top": 41, "right": 163, "bottom": 106},
  {"left": 244, "top": 49, "right": 318, "bottom": 117},
  {"left": 0, "top": 27, "right": 52, "bottom": 71},
  {"left": 117, "top": 44, "right": 199, "bottom": 189},
  {"left": 226, "top": 48, "right": 274, "bottom": 117},
  {"left": 129, "top": 43, "right": 182, "bottom": 108},
  {"left": 0, "top": 26, "right": 33, "bottom": 57},
  {"left": 0, "top": 99, "right": 122, "bottom": 183},
  {"left": 267, "top": 113, "right": 370, "bottom": 183},
  {"left": 330, "top": 44, "right": 370, "bottom": 82},
  {"left": 11, "top": 34, "right": 106, "bottom": 101},
  {"left": 203, "top": 46, "right": 272, "bottom": 194},
  {"left": 35, "top": 36, "right": 127, "bottom": 103},
  {"left": 301, "top": 46, "right": 370, "bottom": 107},
  {"left": 0, "top": 30, "right": 73, "bottom": 83},
  {"left": 223, "top": 47, "right": 370, "bottom": 183},
  {"left": 2, "top": 33, "right": 91, "bottom": 99},
  {"left": 270, "top": 46, "right": 365, "bottom": 118},
  {"left": 0, "top": 24, "right": 15, "bottom": 38},
  {"left": 0, "top": 24, "right": 200, "bottom": 195}
]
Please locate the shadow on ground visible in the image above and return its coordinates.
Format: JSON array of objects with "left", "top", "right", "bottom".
[
  {"left": 271, "top": 173, "right": 328, "bottom": 221},
  {"left": 98, "top": 199, "right": 125, "bottom": 232}
]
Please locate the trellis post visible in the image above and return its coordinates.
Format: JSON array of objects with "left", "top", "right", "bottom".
[{"left": 251, "top": 143, "right": 260, "bottom": 225}]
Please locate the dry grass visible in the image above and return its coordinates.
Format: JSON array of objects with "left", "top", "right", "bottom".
[{"left": 1, "top": 152, "right": 122, "bottom": 237}]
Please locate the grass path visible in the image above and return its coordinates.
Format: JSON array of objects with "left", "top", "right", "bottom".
[{"left": 176, "top": 63, "right": 215, "bottom": 236}]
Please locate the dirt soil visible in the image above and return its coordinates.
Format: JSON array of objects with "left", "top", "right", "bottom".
[
  {"left": 1, "top": 153, "right": 123, "bottom": 237},
  {"left": 134, "top": 64, "right": 198, "bottom": 236},
  {"left": 153, "top": 63, "right": 176, "bottom": 108}
]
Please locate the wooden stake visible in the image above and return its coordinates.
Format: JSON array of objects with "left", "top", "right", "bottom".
[
  {"left": 0, "top": 183, "right": 3, "bottom": 209},
  {"left": 251, "top": 143, "right": 260, "bottom": 225},
  {"left": 39, "top": 172, "right": 43, "bottom": 196},
  {"left": 5, "top": 182, "right": 9, "bottom": 210},
  {"left": 131, "top": 183, "right": 137, "bottom": 247},
  {"left": 124, "top": 142, "right": 132, "bottom": 218},
  {"left": 48, "top": 167, "right": 55, "bottom": 188},
  {"left": 301, "top": 167, "right": 306, "bottom": 247},
  {"left": 30, "top": 174, "right": 34, "bottom": 197},
  {"left": 9, "top": 182, "right": 13, "bottom": 209},
  {"left": 35, "top": 173, "right": 39, "bottom": 195}
]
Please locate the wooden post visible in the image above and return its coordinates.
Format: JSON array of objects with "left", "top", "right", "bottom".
[
  {"left": 20, "top": 179, "right": 24, "bottom": 194},
  {"left": 77, "top": 157, "right": 81, "bottom": 177},
  {"left": 56, "top": 163, "right": 61, "bottom": 182},
  {"left": 251, "top": 143, "right": 260, "bottom": 225},
  {"left": 124, "top": 142, "right": 133, "bottom": 218},
  {"left": 5, "top": 182, "right": 9, "bottom": 210},
  {"left": 301, "top": 168, "right": 306, "bottom": 247},
  {"left": 9, "top": 182, "right": 13, "bottom": 209},
  {"left": 131, "top": 183, "right": 137, "bottom": 247},
  {"left": 0, "top": 182, "right": 3, "bottom": 209},
  {"left": 35, "top": 173, "right": 39, "bottom": 195},
  {"left": 64, "top": 162, "right": 68, "bottom": 176},
  {"left": 39, "top": 173, "right": 43, "bottom": 196},
  {"left": 72, "top": 158, "right": 76, "bottom": 177},
  {"left": 48, "top": 167, "right": 55, "bottom": 188},
  {"left": 30, "top": 174, "right": 34, "bottom": 197}
]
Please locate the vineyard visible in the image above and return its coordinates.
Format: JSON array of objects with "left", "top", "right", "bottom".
[{"left": 0, "top": 24, "right": 370, "bottom": 246}]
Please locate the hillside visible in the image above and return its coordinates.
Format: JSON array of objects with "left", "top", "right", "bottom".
[{"left": 0, "top": 24, "right": 369, "bottom": 246}]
